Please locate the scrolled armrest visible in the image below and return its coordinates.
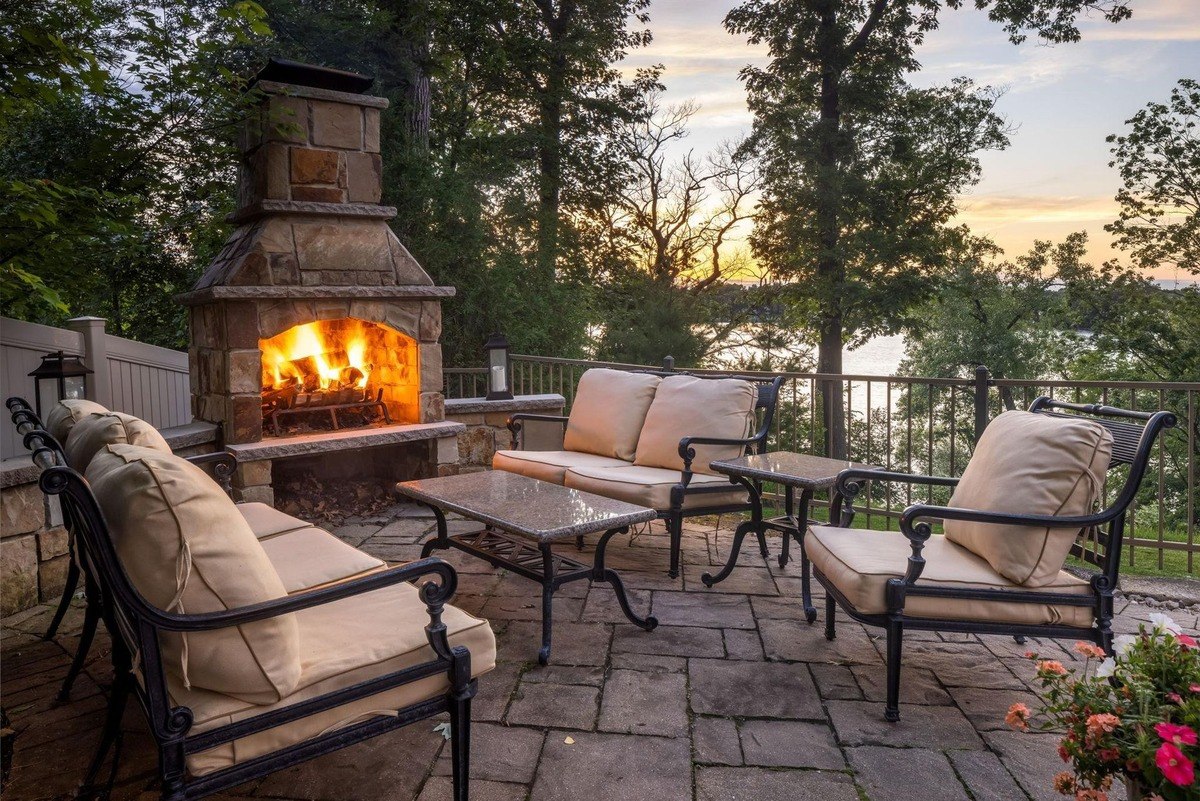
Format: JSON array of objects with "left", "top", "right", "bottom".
[
  {"left": 899, "top": 502, "right": 1110, "bottom": 536},
  {"left": 506, "top": 413, "right": 568, "bottom": 450},
  {"left": 184, "top": 451, "right": 238, "bottom": 494},
  {"left": 830, "top": 468, "right": 960, "bottom": 529},
  {"left": 677, "top": 434, "right": 759, "bottom": 480}
]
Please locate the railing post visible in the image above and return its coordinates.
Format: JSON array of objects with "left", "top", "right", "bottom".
[
  {"left": 67, "top": 316, "right": 111, "bottom": 408},
  {"left": 973, "top": 364, "right": 991, "bottom": 444},
  {"left": 662, "top": 355, "right": 675, "bottom": 372}
]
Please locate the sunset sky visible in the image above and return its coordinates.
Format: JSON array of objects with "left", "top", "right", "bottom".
[{"left": 623, "top": 0, "right": 1200, "bottom": 281}]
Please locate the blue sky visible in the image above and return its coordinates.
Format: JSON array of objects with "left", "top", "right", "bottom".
[{"left": 622, "top": 0, "right": 1200, "bottom": 279}]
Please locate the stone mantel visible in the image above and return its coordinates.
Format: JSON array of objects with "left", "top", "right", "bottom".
[
  {"left": 177, "top": 284, "right": 455, "bottom": 306},
  {"left": 226, "top": 200, "right": 399, "bottom": 224}
]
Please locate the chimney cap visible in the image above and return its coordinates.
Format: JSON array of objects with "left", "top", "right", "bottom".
[{"left": 251, "top": 58, "right": 374, "bottom": 94}]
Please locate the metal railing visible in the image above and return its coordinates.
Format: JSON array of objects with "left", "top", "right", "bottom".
[{"left": 445, "top": 355, "right": 1199, "bottom": 577}]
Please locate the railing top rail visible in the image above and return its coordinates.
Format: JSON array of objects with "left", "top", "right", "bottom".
[{"left": 991, "top": 378, "right": 1200, "bottom": 391}]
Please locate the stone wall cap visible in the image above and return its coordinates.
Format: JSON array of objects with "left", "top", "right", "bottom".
[
  {"left": 162, "top": 421, "right": 220, "bottom": 450},
  {"left": 227, "top": 200, "right": 398, "bottom": 224},
  {"left": 226, "top": 420, "right": 466, "bottom": 462},
  {"left": 176, "top": 285, "right": 456, "bottom": 305},
  {"left": 0, "top": 456, "right": 39, "bottom": 490},
  {"left": 255, "top": 79, "right": 390, "bottom": 109},
  {"left": 445, "top": 394, "right": 566, "bottom": 416}
]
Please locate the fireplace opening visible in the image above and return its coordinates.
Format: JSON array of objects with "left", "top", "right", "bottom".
[{"left": 260, "top": 318, "right": 419, "bottom": 436}]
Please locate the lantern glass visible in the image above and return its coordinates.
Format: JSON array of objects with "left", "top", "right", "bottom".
[
  {"left": 489, "top": 349, "right": 507, "bottom": 393},
  {"left": 64, "top": 375, "right": 87, "bottom": 400},
  {"left": 35, "top": 378, "right": 60, "bottom": 417}
]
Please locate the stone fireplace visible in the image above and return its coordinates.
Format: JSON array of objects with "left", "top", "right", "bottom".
[{"left": 178, "top": 60, "right": 462, "bottom": 504}]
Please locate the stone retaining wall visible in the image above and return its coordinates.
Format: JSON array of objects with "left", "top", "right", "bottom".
[{"left": 444, "top": 394, "right": 566, "bottom": 473}]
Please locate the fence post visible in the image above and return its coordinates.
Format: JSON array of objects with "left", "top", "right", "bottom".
[
  {"left": 662, "top": 355, "right": 675, "bottom": 372},
  {"left": 67, "top": 316, "right": 111, "bottom": 408},
  {"left": 973, "top": 364, "right": 991, "bottom": 445}
]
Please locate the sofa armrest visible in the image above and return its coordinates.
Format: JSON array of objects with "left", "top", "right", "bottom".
[
  {"left": 830, "top": 468, "right": 961, "bottom": 528},
  {"left": 183, "top": 451, "right": 237, "bottom": 495},
  {"left": 507, "top": 413, "right": 568, "bottom": 450},
  {"left": 676, "top": 434, "right": 759, "bottom": 481}
]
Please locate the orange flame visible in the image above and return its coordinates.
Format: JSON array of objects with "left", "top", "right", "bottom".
[{"left": 261, "top": 320, "right": 372, "bottom": 391}]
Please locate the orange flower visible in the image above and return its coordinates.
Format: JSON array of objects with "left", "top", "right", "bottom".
[
  {"left": 1005, "top": 702, "right": 1031, "bottom": 730},
  {"left": 1075, "top": 789, "right": 1109, "bottom": 801},
  {"left": 1053, "top": 772, "right": 1077, "bottom": 794},
  {"left": 1086, "top": 713, "right": 1120, "bottom": 740},
  {"left": 1039, "top": 660, "right": 1068, "bottom": 676},
  {"left": 1074, "top": 642, "right": 1106, "bottom": 659}
]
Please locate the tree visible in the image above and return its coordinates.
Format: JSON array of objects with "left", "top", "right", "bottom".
[
  {"left": 1106, "top": 78, "right": 1200, "bottom": 276},
  {"left": 724, "top": 0, "right": 1131, "bottom": 456}
]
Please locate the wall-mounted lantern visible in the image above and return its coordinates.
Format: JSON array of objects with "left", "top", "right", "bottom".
[
  {"left": 484, "top": 332, "right": 513, "bottom": 401},
  {"left": 28, "top": 351, "right": 92, "bottom": 418}
]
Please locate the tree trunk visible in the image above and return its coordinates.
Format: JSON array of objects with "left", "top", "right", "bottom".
[
  {"left": 535, "top": 0, "right": 573, "bottom": 284},
  {"left": 815, "top": 0, "right": 846, "bottom": 458}
]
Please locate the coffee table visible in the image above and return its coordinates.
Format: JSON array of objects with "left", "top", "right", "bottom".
[
  {"left": 703, "top": 452, "right": 876, "bottom": 623},
  {"left": 395, "top": 471, "right": 659, "bottom": 664}
]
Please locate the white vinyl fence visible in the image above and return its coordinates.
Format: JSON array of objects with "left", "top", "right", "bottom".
[{"left": 0, "top": 316, "right": 191, "bottom": 460}]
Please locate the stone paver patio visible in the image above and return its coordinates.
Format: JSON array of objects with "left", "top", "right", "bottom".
[{"left": 3, "top": 506, "right": 1196, "bottom": 801}]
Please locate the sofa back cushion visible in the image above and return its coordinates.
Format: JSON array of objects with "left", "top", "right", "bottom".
[
  {"left": 65, "top": 411, "right": 171, "bottom": 471},
  {"left": 563, "top": 369, "right": 661, "bottom": 461},
  {"left": 86, "top": 444, "right": 301, "bottom": 703},
  {"left": 44, "top": 399, "right": 109, "bottom": 445},
  {"left": 634, "top": 375, "right": 757, "bottom": 475},
  {"left": 944, "top": 410, "right": 1113, "bottom": 587}
]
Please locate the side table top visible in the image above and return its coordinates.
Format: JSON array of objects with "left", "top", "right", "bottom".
[
  {"left": 395, "top": 470, "right": 657, "bottom": 542},
  {"left": 709, "top": 452, "right": 878, "bottom": 489}
]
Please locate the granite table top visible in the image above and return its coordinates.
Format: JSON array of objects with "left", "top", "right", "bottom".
[
  {"left": 709, "top": 451, "right": 878, "bottom": 489},
  {"left": 395, "top": 471, "right": 657, "bottom": 542}
]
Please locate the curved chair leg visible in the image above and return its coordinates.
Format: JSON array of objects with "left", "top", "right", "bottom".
[
  {"left": 44, "top": 560, "right": 80, "bottom": 640},
  {"left": 824, "top": 595, "right": 836, "bottom": 641},
  {"left": 81, "top": 669, "right": 132, "bottom": 791},
  {"left": 885, "top": 619, "right": 903, "bottom": 722},
  {"left": 58, "top": 596, "right": 100, "bottom": 703}
]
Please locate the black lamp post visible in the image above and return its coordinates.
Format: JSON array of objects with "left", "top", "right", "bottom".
[
  {"left": 28, "top": 351, "right": 92, "bottom": 418},
  {"left": 484, "top": 332, "right": 513, "bottom": 400}
]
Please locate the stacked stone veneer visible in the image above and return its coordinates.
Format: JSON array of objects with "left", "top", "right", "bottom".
[{"left": 180, "top": 77, "right": 454, "bottom": 445}]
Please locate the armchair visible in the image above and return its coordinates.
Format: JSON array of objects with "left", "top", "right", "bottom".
[{"left": 814, "top": 398, "right": 1177, "bottom": 722}]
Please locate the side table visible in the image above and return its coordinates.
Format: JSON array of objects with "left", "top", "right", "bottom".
[{"left": 703, "top": 452, "right": 876, "bottom": 622}]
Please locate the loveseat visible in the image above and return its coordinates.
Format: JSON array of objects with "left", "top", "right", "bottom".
[
  {"left": 8, "top": 397, "right": 494, "bottom": 801},
  {"left": 494, "top": 368, "right": 784, "bottom": 577}
]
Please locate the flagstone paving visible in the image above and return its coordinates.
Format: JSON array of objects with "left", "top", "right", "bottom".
[{"left": 3, "top": 508, "right": 1198, "bottom": 801}]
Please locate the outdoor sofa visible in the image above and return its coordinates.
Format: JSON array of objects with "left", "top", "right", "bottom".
[
  {"left": 7, "top": 397, "right": 494, "bottom": 801},
  {"left": 813, "top": 398, "right": 1176, "bottom": 722},
  {"left": 494, "top": 368, "right": 784, "bottom": 577}
]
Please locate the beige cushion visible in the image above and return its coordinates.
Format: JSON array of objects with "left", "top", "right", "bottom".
[
  {"left": 237, "top": 502, "right": 312, "bottom": 540},
  {"left": 44, "top": 398, "right": 108, "bottom": 444},
  {"left": 86, "top": 444, "right": 301, "bottom": 704},
  {"left": 64, "top": 411, "right": 171, "bottom": 471},
  {"left": 260, "top": 526, "right": 386, "bottom": 594},
  {"left": 633, "top": 375, "right": 756, "bottom": 475},
  {"left": 807, "top": 525, "right": 1094, "bottom": 628},
  {"left": 563, "top": 369, "right": 661, "bottom": 461},
  {"left": 564, "top": 464, "right": 748, "bottom": 511},
  {"left": 493, "top": 449, "right": 631, "bottom": 485},
  {"left": 174, "top": 582, "right": 496, "bottom": 775},
  {"left": 944, "top": 410, "right": 1113, "bottom": 587}
]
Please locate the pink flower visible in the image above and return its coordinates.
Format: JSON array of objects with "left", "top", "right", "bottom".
[
  {"left": 1059, "top": 741, "right": 1072, "bottom": 762},
  {"left": 1038, "top": 660, "right": 1068, "bottom": 676},
  {"left": 1006, "top": 702, "right": 1031, "bottom": 730},
  {"left": 1155, "top": 742, "right": 1195, "bottom": 787},
  {"left": 1190, "top": 683, "right": 1200, "bottom": 694},
  {"left": 1168, "top": 692, "right": 1184, "bottom": 704},
  {"left": 1074, "top": 641, "right": 1106, "bottom": 659},
  {"left": 1156, "top": 723, "right": 1198, "bottom": 747},
  {"left": 1099, "top": 748, "right": 1121, "bottom": 762},
  {"left": 1178, "top": 634, "right": 1198, "bottom": 649}
]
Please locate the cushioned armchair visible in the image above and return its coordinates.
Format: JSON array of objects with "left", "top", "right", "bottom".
[
  {"left": 497, "top": 368, "right": 784, "bottom": 577},
  {"left": 17, "top": 426, "right": 491, "bottom": 801},
  {"left": 811, "top": 398, "right": 1176, "bottom": 722}
]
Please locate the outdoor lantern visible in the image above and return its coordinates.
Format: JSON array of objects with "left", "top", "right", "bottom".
[
  {"left": 28, "top": 350, "right": 92, "bottom": 418},
  {"left": 484, "top": 332, "right": 513, "bottom": 400}
]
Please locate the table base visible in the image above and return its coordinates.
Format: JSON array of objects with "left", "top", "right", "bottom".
[{"left": 421, "top": 518, "right": 658, "bottom": 665}]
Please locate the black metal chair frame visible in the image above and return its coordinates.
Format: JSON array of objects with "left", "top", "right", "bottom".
[
  {"left": 507, "top": 372, "right": 786, "bottom": 578},
  {"left": 6, "top": 398, "right": 237, "bottom": 704},
  {"left": 6, "top": 399, "right": 478, "bottom": 801},
  {"left": 820, "top": 398, "right": 1177, "bottom": 722}
]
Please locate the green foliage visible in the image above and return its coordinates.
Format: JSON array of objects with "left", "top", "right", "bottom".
[{"left": 1106, "top": 78, "right": 1200, "bottom": 276}]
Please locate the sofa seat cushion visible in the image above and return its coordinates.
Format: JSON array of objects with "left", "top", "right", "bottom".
[
  {"left": 87, "top": 444, "right": 301, "bottom": 704},
  {"left": 634, "top": 375, "right": 756, "bottom": 475},
  {"left": 945, "top": 410, "right": 1113, "bottom": 587},
  {"left": 237, "top": 502, "right": 312, "bottom": 540},
  {"left": 44, "top": 398, "right": 108, "bottom": 444},
  {"left": 260, "top": 527, "right": 386, "bottom": 594},
  {"left": 493, "top": 449, "right": 631, "bottom": 485},
  {"left": 563, "top": 368, "right": 661, "bottom": 461},
  {"left": 65, "top": 411, "right": 171, "bottom": 471},
  {"left": 173, "top": 582, "right": 496, "bottom": 776},
  {"left": 806, "top": 525, "right": 1094, "bottom": 628},
  {"left": 563, "top": 464, "right": 748, "bottom": 511}
]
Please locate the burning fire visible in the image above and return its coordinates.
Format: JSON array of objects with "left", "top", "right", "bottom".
[{"left": 261, "top": 320, "right": 373, "bottom": 392}]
